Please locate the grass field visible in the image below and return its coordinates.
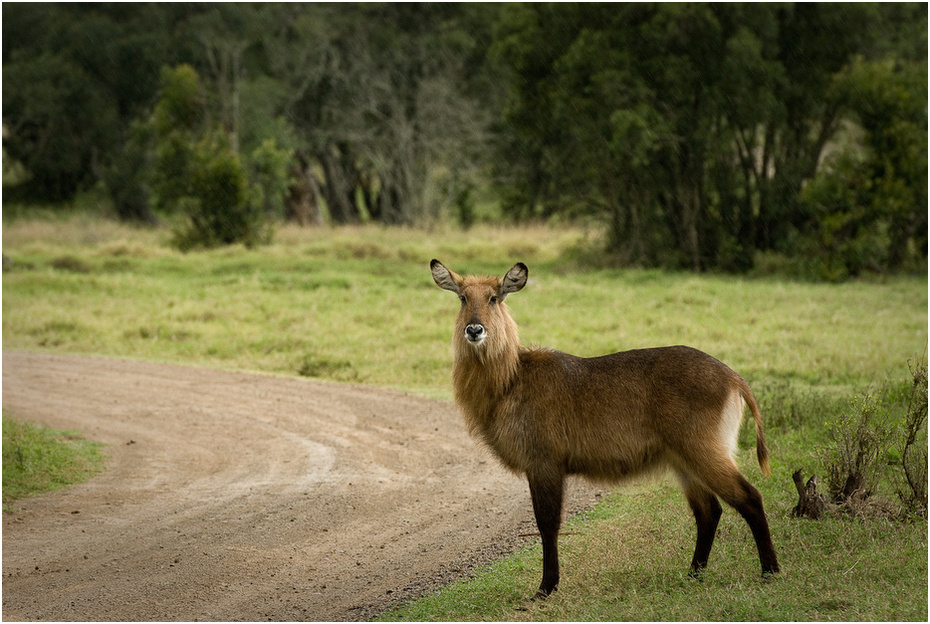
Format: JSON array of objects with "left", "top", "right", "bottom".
[
  {"left": 2, "top": 215, "right": 928, "bottom": 620},
  {"left": 2, "top": 217, "right": 924, "bottom": 395},
  {"left": 380, "top": 483, "right": 927, "bottom": 621}
]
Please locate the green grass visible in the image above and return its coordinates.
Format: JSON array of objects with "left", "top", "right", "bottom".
[
  {"left": 381, "top": 376, "right": 928, "bottom": 621},
  {"left": 2, "top": 215, "right": 928, "bottom": 620},
  {"left": 2, "top": 217, "right": 925, "bottom": 397},
  {"left": 381, "top": 482, "right": 927, "bottom": 621},
  {"left": 2, "top": 411, "right": 105, "bottom": 508}
]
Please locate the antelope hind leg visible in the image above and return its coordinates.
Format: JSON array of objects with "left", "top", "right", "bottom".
[
  {"left": 680, "top": 475, "right": 723, "bottom": 576},
  {"left": 700, "top": 466, "right": 780, "bottom": 576}
]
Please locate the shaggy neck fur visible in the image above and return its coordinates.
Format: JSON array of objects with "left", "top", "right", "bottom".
[{"left": 452, "top": 303, "right": 521, "bottom": 432}]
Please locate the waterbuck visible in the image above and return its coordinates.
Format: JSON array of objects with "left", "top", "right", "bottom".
[{"left": 430, "top": 259, "right": 779, "bottom": 598}]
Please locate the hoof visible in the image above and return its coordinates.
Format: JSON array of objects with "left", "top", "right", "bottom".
[
  {"left": 516, "top": 588, "right": 554, "bottom": 611},
  {"left": 532, "top": 585, "right": 557, "bottom": 601},
  {"left": 688, "top": 563, "right": 707, "bottom": 580}
]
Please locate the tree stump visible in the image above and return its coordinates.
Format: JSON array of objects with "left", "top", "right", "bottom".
[
  {"left": 792, "top": 469, "right": 827, "bottom": 519},
  {"left": 286, "top": 153, "right": 323, "bottom": 226}
]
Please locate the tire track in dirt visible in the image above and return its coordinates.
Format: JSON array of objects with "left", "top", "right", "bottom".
[{"left": 2, "top": 352, "right": 603, "bottom": 621}]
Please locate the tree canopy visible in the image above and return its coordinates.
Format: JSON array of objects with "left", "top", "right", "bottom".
[{"left": 3, "top": 3, "right": 926, "bottom": 273}]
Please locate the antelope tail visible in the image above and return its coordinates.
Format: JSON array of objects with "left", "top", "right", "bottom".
[{"left": 741, "top": 386, "right": 771, "bottom": 477}]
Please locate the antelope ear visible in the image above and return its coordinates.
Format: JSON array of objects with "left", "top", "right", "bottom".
[
  {"left": 500, "top": 262, "right": 528, "bottom": 297},
  {"left": 430, "top": 259, "right": 463, "bottom": 295}
]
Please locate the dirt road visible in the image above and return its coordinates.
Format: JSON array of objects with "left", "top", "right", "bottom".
[{"left": 2, "top": 352, "right": 603, "bottom": 621}]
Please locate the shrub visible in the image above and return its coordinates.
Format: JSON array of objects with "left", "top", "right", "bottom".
[
  {"left": 103, "top": 120, "right": 157, "bottom": 224},
  {"left": 898, "top": 357, "right": 928, "bottom": 515},
  {"left": 172, "top": 137, "right": 271, "bottom": 250},
  {"left": 813, "top": 364, "right": 927, "bottom": 519},
  {"left": 821, "top": 392, "right": 896, "bottom": 505},
  {"left": 248, "top": 138, "right": 292, "bottom": 220},
  {"left": 150, "top": 65, "right": 273, "bottom": 250},
  {"left": 794, "top": 151, "right": 889, "bottom": 281},
  {"left": 151, "top": 65, "right": 205, "bottom": 214}
]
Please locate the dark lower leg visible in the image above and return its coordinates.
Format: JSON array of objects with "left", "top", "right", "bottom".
[
  {"left": 729, "top": 478, "right": 780, "bottom": 575},
  {"left": 528, "top": 472, "right": 565, "bottom": 597},
  {"left": 686, "top": 487, "right": 723, "bottom": 575}
]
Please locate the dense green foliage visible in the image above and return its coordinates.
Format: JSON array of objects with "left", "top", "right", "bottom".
[
  {"left": 149, "top": 65, "right": 269, "bottom": 249},
  {"left": 2, "top": 3, "right": 926, "bottom": 271},
  {"left": 490, "top": 3, "right": 927, "bottom": 272}
]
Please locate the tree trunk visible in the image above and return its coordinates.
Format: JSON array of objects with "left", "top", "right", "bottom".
[
  {"left": 319, "top": 144, "right": 359, "bottom": 224},
  {"left": 792, "top": 469, "right": 827, "bottom": 520},
  {"left": 286, "top": 152, "right": 323, "bottom": 226}
]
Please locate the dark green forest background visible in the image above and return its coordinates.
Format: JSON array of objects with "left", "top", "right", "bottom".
[{"left": 3, "top": 3, "right": 926, "bottom": 276}]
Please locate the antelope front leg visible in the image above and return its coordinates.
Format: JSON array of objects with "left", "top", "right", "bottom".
[{"left": 527, "top": 471, "right": 565, "bottom": 598}]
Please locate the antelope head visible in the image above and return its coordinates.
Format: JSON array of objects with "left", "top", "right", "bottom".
[{"left": 430, "top": 259, "right": 527, "bottom": 361}]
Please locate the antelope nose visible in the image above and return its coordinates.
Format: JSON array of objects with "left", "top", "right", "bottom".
[{"left": 465, "top": 324, "right": 485, "bottom": 342}]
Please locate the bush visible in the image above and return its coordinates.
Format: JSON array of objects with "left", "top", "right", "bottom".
[
  {"left": 172, "top": 137, "right": 271, "bottom": 250},
  {"left": 248, "top": 138, "right": 292, "bottom": 220},
  {"left": 794, "top": 151, "right": 889, "bottom": 281},
  {"left": 150, "top": 65, "right": 273, "bottom": 250},
  {"left": 789, "top": 57, "right": 928, "bottom": 280},
  {"left": 898, "top": 357, "right": 928, "bottom": 514},
  {"left": 103, "top": 120, "right": 157, "bottom": 224},
  {"left": 821, "top": 392, "right": 896, "bottom": 505},
  {"left": 151, "top": 65, "right": 205, "bottom": 214},
  {"left": 812, "top": 360, "right": 928, "bottom": 518}
]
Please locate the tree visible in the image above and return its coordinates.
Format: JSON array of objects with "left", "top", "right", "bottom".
[
  {"left": 795, "top": 55, "right": 928, "bottom": 278},
  {"left": 101, "top": 119, "right": 158, "bottom": 224},
  {"left": 257, "top": 3, "right": 493, "bottom": 225},
  {"left": 249, "top": 138, "right": 294, "bottom": 221},
  {"left": 151, "top": 65, "right": 269, "bottom": 249},
  {"left": 2, "top": 4, "right": 182, "bottom": 204},
  {"left": 176, "top": 134, "right": 264, "bottom": 250},
  {"left": 2, "top": 51, "right": 118, "bottom": 201},
  {"left": 3, "top": 1, "right": 924, "bottom": 270},
  {"left": 843, "top": 57, "right": 928, "bottom": 268},
  {"left": 491, "top": 3, "right": 732, "bottom": 269},
  {"left": 728, "top": 4, "right": 876, "bottom": 254},
  {"left": 151, "top": 64, "right": 206, "bottom": 213},
  {"left": 489, "top": 3, "right": 922, "bottom": 272}
]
